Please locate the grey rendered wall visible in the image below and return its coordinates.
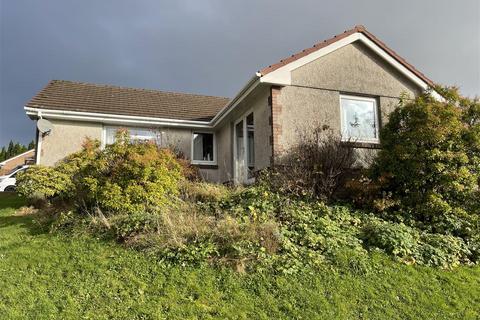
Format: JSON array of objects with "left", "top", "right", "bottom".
[
  {"left": 214, "top": 85, "right": 272, "bottom": 183},
  {"left": 39, "top": 120, "right": 221, "bottom": 181},
  {"left": 39, "top": 119, "right": 103, "bottom": 166},
  {"left": 277, "top": 41, "right": 422, "bottom": 156},
  {"left": 216, "top": 122, "right": 233, "bottom": 183}
]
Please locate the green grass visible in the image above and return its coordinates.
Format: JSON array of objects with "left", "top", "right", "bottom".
[{"left": 0, "top": 193, "right": 478, "bottom": 319}]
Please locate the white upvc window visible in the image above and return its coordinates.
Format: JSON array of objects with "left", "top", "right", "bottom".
[
  {"left": 103, "top": 126, "right": 162, "bottom": 146},
  {"left": 340, "top": 95, "right": 380, "bottom": 143},
  {"left": 191, "top": 132, "right": 216, "bottom": 165}
]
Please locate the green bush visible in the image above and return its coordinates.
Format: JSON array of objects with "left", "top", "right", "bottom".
[
  {"left": 17, "top": 131, "right": 184, "bottom": 214},
  {"left": 415, "top": 234, "right": 471, "bottom": 268},
  {"left": 16, "top": 165, "right": 74, "bottom": 199},
  {"left": 369, "top": 87, "right": 480, "bottom": 234},
  {"left": 362, "top": 219, "right": 420, "bottom": 258}
]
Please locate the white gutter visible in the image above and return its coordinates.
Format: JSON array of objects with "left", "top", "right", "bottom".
[{"left": 24, "top": 107, "right": 212, "bottom": 128}]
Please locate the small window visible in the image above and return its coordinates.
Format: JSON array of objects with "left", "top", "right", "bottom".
[
  {"left": 340, "top": 95, "right": 379, "bottom": 143},
  {"left": 192, "top": 132, "right": 215, "bottom": 164}
]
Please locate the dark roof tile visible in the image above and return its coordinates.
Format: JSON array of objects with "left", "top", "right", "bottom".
[{"left": 26, "top": 80, "right": 230, "bottom": 122}]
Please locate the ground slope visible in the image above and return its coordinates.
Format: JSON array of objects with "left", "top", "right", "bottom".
[{"left": 0, "top": 193, "right": 478, "bottom": 319}]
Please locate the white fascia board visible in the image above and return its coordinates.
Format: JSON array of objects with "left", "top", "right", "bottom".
[
  {"left": 259, "top": 33, "right": 443, "bottom": 101},
  {"left": 210, "top": 76, "right": 260, "bottom": 126},
  {"left": 259, "top": 33, "right": 362, "bottom": 85},
  {"left": 24, "top": 107, "right": 212, "bottom": 129}
]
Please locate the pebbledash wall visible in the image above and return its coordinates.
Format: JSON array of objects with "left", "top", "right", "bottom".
[
  {"left": 271, "top": 42, "right": 423, "bottom": 164},
  {"left": 38, "top": 120, "right": 222, "bottom": 181}
]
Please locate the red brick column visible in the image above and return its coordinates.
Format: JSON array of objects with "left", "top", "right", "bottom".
[{"left": 270, "top": 86, "right": 283, "bottom": 165}]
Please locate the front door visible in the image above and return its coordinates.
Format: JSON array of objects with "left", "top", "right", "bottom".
[{"left": 234, "top": 112, "right": 254, "bottom": 184}]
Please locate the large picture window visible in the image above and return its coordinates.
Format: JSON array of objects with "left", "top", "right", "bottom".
[
  {"left": 340, "top": 95, "right": 379, "bottom": 143},
  {"left": 104, "top": 126, "right": 161, "bottom": 145},
  {"left": 192, "top": 132, "right": 215, "bottom": 164}
]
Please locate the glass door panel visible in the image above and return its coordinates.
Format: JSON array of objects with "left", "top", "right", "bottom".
[{"left": 235, "top": 120, "right": 245, "bottom": 183}]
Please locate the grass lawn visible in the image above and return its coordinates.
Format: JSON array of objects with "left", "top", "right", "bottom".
[{"left": 0, "top": 193, "right": 478, "bottom": 319}]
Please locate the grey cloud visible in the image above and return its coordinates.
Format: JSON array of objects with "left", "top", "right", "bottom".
[{"left": 1, "top": 0, "right": 478, "bottom": 146}]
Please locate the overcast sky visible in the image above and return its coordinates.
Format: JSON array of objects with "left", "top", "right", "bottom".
[{"left": 0, "top": 0, "right": 479, "bottom": 146}]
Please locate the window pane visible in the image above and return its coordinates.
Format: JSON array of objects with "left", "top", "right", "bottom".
[
  {"left": 105, "top": 127, "right": 161, "bottom": 145},
  {"left": 341, "top": 98, "right": 377, "bottom": 141},
  {"left": 105, "top": 127, "right": 117, "bottom": 145},
  {"left": 193, "top": 133, "right": 214, "bottom": 162}
]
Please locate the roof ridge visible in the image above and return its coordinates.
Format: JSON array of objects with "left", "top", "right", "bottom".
[{"left": 49, "top": 79, "right": 231, "bottom": 100}]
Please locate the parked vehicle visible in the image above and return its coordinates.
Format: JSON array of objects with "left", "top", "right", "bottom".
[{"left": 0, "top": 165, "right": 29, "bottom": 192}]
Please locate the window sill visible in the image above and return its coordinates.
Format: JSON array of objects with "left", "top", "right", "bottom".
[
  {"left": 192, "top": 162, "right": 218, "bottom": 169},
  {"left": 341, "top": 140, "right": 381, "bottom": 149}
]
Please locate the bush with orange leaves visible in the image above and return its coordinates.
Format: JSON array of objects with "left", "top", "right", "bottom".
[{"left": 18, "top": 130, "right": 185, "bottom": 214}]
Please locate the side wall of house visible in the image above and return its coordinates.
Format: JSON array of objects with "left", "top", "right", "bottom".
[
  {"left": 215, "top": 86, "right": 271, "bottom": 183},
  {"left": 38, "top": 119, "right": 223, "bottom": 182},
  {"left": 273, "top": 41, "right": 421, "bottom": 164},
  {"left": 39, "top": 119, "right": 103, "bottom": 166}
]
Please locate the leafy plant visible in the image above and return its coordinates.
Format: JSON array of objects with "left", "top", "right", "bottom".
[
  {"left": 362, "top": 218, "right": 420, "bottom": 258},
  {"left": 18, "top": 131, "right": 184, "bottom": 214},
  {"left": 16, "top": 165, "right": 74, "bottom": 199},
  {"left": 264, "top": 126, "right": 356, "bottom": 201},
  {"left": 369, "top": 87, "right": 480, "bottom": 233}
]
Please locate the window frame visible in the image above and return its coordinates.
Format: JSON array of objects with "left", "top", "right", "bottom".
[
  {"left": 233, "top": 109, "right": 255, "bottom": 184},
  {"left": 101, "top": 125, "right": 163, "bottom": 148},
  {"left": 191, "top": 131, "right": 217, "bottom": 165},
  {"left": 339, "top": 94, "right": 380, "bottom": 144}
]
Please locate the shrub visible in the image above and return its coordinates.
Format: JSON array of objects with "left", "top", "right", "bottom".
[
  {"left": 415, "top": 233, "right": 471, "bottom": 268},
  {"left": 18, "top": 131, "right": 184, "bottom": 214},
  {"left": 180, "top": 181, "right": 231, "bottom": 203},
  {"left": 369, "top": 87, "right": 480, "bottom": 233},
  {"left": 16, "top": 165, "right": 74, "bottom": 200},
  {"left": 264, "top": 126, "right": 356, "bottom": 201},
  {"left": 362, "top": 219, "right": 420, "bottom": 259}
]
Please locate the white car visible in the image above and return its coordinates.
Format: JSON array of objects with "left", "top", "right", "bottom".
[{"left": 0, "top": 165, "right": 29, "bottom": 192}]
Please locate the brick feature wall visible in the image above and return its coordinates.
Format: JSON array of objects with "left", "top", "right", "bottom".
[{"left": 270, "top": 86, "right": 283, "bottom": 165}]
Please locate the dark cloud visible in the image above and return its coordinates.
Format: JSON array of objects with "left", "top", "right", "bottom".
[{"left": 1, "top": 0, "right": 479, "bottom": 146}]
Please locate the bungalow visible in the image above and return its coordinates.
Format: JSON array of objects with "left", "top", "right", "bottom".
[{"left": 24, "top": 25, "right": 440, "bottom": 184}]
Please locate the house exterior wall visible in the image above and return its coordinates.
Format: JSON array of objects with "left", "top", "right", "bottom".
[
  {"left": 251, "top": 87, "right": 271, "bottom": 171},
  {"left": 216, "top": 122, "right": 233, "bottom": 183},
  {"left": 214, "top": 85, "right": 271, "bottom": 183},
  {"left": 38, "top": 119, "right": 223, "bottom": 181},
  {"left": 39, "top": 119, "right": 103, "bottom": 166},
  {"left": 273, "top": 41, "right": 422, "bottom": 162}
]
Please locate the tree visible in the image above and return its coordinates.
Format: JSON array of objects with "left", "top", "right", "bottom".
[
  {"left": 370, "top": 87, "right": 480, "bottom": 235},
  {"left": 0, "top": 140, "right": 34, "bottom": 161},
  {"left": 6, "top": 141, "right": 14, "bottom": 158},
  {"left": 0, "top": 147, "right": 5, "bottom": 162}
]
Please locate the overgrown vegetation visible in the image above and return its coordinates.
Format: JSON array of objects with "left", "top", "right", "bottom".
[
  {"left": 269, "top": 126, "right": 357, "bottom": 201},
  {"left": 15, "top": 88, "right": 480, "bottom": 273},
  {"left": 1, "top": 193, "right": 478, "bottom": 319}
]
